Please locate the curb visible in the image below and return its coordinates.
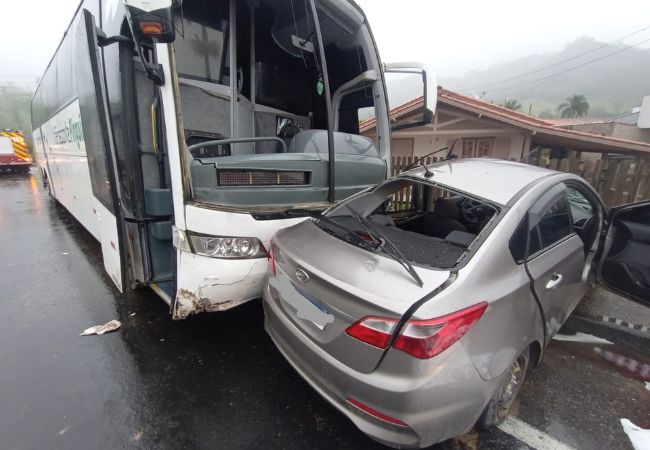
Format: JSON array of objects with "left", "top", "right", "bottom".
[
  {"left": 565, "top": 315, "right": 650, "bottom": 356},
  {"left": 600, "top": 315, "right": 649, "bottom": 334}
]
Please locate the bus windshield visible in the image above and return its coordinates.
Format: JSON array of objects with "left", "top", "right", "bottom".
[{"left": 173, "top": 0, "right": 389, "bottom": 210}]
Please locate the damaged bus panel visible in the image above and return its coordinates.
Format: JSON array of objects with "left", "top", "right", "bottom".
[{"left": 31, "top": 0, "right": 435, "bottom": 319}]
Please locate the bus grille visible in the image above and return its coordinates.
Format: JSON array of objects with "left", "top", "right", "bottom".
[{"left": 217, "top": 170, "right": 310, "bottom": 187}]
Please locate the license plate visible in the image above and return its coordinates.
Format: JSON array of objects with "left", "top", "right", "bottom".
[{"left": 270, "top": 276, "right": 334, "bottom": 330}]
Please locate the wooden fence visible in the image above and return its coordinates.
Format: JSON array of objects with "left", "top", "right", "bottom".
[
  {"left": 529, "top": 150, "right": 650, "bottom": 207},
  {"left": 391, "top": 152, "right": 650, "bottom": 208}
]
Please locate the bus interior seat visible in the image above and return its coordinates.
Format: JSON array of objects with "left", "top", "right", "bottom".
[
  {"left": 287, "top": 130, "right": 379, "bottom": 157},
  {"left": 253, "top": 112, "right": 310, "bottom": 154}
]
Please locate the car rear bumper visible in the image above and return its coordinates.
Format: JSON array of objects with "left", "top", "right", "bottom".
[{"left": 263, "top": 281, "right": 495, "bottom": 448}]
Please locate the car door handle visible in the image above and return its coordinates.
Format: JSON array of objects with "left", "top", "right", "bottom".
[{"left": 545, "top": 273, "right": 563, "bottom": 290}]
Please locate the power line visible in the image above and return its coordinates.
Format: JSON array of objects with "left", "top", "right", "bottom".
[
  {"left": 479, "top": 36, "right": 650, "bottom": 94},
  {"left": 464, "top": 25, "right": 650, "bottom": 91}
]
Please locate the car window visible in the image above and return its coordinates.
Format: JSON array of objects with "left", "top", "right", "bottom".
[
  {"left": 509, "top": 188, "right": 574, "bottom": 262},
  {"left": 536, "top": 195, "right": 573, "bottom": 248},
  {"left": 509, "top": 217, "right": 528, "bottom": 262},
  {"left": 528, "top": 226, "right": 543, "bottom": 255},
  {"left": 567, "top": 186, "right": 595, "bottom": 224}
]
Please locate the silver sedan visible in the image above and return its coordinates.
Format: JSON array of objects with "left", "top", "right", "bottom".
[{"left": 263, "top": 158, "right": 649, "bottom": 448}]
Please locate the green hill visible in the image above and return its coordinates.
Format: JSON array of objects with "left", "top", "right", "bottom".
[
  {"left": 441, "top": 37, "right": 650, "bottom": 118},
  {"left": 0, "top": 85, "right": 33, "bottom": 139}
]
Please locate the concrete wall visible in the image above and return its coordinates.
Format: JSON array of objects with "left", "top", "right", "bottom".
[
  {"left": 565, "top": 123, "right": 650, "bottom": 144},
  {"left": 395, "top": 132, "right": 527, "bottom": 161},
  {"left": 363, "top": 105, "right": 533, "bottom": 162}
]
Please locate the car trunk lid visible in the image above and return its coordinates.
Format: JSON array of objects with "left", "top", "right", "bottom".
[{"left": 268, "top": 220, "right": 452, "bottom": 373}]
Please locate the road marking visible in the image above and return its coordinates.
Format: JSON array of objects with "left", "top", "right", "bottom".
[{"left": 498, "top": 416, "right": 577, "bottom": 450}]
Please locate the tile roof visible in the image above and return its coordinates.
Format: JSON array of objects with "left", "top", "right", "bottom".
[
  {"left": 360, "top": 87, "right": 650, "bottom": 154},
  {"left": 545, "top": 118, "right": 608, "bottom": 127}
]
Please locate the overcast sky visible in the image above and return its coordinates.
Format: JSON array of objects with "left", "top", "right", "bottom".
[{"left": 1, "top": 0, "right": 650, "bottom": 87}]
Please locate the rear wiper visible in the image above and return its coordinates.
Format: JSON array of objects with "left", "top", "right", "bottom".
[
  {"left": 345, "top": 206, "right": 424, "bottom": 288},
  {"left": 285, "top": 209, "right": 378, "bottom": 251}
]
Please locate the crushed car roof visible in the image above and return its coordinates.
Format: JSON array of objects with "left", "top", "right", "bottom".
[{"left": 404, "top": 158, "right": 558, "bottom": 205}]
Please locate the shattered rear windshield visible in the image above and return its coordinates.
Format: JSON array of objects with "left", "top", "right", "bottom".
[{"left": 318, "top": 178, "right": 499, "bottom": 269}]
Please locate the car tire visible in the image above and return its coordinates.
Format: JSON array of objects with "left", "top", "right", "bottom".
[{"left": 477, "top": 347, "right": 530, "bottom": 429}]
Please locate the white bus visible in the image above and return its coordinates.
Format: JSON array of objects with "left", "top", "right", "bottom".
[{"left": 32, "top": 0, "right": 435, "bottom": 319}]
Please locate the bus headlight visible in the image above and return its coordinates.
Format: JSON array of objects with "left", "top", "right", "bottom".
[{"left": 188, "top": 233, "right": 267, "bottom": 259}]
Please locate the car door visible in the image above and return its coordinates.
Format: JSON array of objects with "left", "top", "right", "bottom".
[
  {"left": 597, "top": 201, "right": 650, "bottom": 304},
  {"left": 524, "top": 183, "right": 587, "bottom": 341}
]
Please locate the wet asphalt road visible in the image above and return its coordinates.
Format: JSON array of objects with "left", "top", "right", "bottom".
[{"left": 1, "top": 171, "right": 649, "bottom": 450}]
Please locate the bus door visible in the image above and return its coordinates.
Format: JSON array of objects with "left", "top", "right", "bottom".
[{"left": 75, "top": 9, "right": 128, "bottom": 291}]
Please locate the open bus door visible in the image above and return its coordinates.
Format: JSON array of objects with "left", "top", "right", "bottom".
[{"left": 75, "top": 9, "right": 128, "bottom": 291}]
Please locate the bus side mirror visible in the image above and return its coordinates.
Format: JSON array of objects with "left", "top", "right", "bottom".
[
  {"left": 125, "top": 0, "right": 182, "bottom": 44},
  {"left": 384, "top": 62, "right": 436, "bottom": 131}
]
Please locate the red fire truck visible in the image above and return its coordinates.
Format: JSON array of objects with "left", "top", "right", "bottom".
[{"left": 0, "top": 130, "right": 31, "bottom": 173}]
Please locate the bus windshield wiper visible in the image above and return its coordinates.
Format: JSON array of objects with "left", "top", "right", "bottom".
[
  {"left": 345, "top": 205, "right": 424, "bottom": 288},
  {"left": 285, "top": 209, "right": 378, "bottom": 251}
]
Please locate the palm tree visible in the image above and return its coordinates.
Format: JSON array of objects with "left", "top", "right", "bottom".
[
  {"left": 557, "top": 95, "right": 590, "bottom": 118},
  {"left": 502, "top": 99, "right": 522, "bottom": 111}
]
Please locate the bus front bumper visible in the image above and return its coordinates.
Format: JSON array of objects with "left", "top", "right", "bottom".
[{"left": 172, "top": 249, "right": 269, "bottom": 319}]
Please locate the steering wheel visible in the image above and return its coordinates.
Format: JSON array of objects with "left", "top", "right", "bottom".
[{"left": 460, "top": 198, "right": 489, "bottom": 224}]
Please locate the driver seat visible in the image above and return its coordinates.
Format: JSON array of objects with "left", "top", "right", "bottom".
[{"left": 425, "top": 197, "right": 467, "bottom": 239}]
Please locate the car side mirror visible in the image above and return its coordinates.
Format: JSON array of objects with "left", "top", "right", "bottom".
[
  {"left": 124, "top": 0, "right": 182, "bottom": 44},
  {"left": 383, "top": 62, "right": 436, "bottom": 131}
]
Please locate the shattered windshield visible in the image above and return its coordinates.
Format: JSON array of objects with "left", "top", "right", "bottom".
[
  {"left": 174, "top": 0, "right": 388, "bottom": 210},
  {"left": 319, "top": 178, "right": 499, "bottom": 268}
]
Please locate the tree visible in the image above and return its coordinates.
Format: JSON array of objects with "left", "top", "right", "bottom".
[
  {"left": 557, "top": 94, "right": 590, "bottom": 118},
  {"left": 0, "top": 85, "right": 33, "bottom": 140},
  {"left": 502, "top": 99, "right": 522, "bottom": 111}
]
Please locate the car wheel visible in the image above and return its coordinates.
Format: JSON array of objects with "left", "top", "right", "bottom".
[{"left": 477, "top": 347, "right": 530, "bottom": 429}]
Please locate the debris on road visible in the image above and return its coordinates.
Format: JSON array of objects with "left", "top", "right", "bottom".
[
  {"left": 553, "top": 332, "right": 613, "bottom": 345},
  {"left": 621, "top": 419, "right": 650, "bottom": 450},
  {"left": 646, "top": 381, "right": 650, "bottom": 391},
  {"left": 80, "top": 320, "right": 121, "bottom": 336},
  {"left": 594, "top": 347, "right": 650, "bottom": 381}
]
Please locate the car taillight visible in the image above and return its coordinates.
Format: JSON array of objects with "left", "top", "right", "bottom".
[
  {"left": 268, "top": 240, "right": 276, "bottom": 275},
  {"left": 345, "top": 302, "right": 487, "bottom": 359}
]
